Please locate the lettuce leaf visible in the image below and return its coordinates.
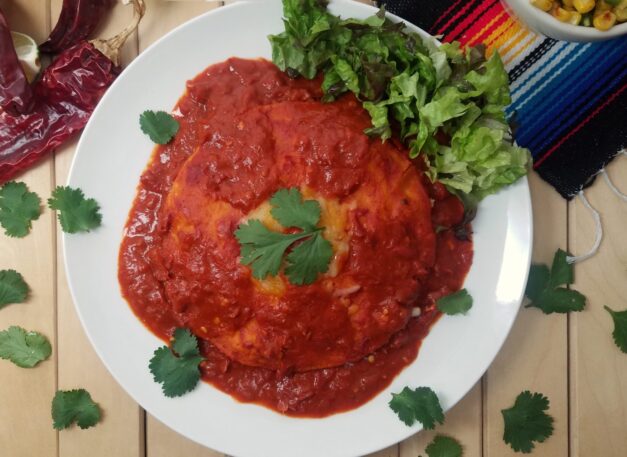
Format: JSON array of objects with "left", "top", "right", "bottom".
[{"left": 269, "top": 0, "right": 530, "bottom": 200}]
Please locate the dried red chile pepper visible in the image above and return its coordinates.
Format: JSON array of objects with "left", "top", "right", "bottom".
[
  {"left": 0, "top": 10, "right": 34, "bottom": 115},
  {"left": 40, "top": 0, "right": 115, "bottom": 54},
  {"left": 0, "top": 0, "right": 144, "bottom": 183}
]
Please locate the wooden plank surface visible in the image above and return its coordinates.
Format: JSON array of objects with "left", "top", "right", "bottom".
[
  {"left": 484, "top": 172, "right": 569, "bottom": 457},
  {"left": 0, "top": 168, "right": 57, "bottom": 457},
  {"left": 1, "top": 1, "right": 626, "bottom": 456},
  {"left": 569, "top": 158, "right": 627, "bottom": 457},
  {"left": 0, "top": 3, "right": 56, "bottom": 457},
  {"left": 50, "top": 2, "right": 144, "bottom": 457}
]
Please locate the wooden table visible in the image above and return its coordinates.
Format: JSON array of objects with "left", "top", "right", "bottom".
[{"left": 1, "top": 1, "right": 626, "bottom": 456}]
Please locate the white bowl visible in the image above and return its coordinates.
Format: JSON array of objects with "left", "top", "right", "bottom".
[{"left": 504, "top": 0, "right": 627, "bottom": 41}]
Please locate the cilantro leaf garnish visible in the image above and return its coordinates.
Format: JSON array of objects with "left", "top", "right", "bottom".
[
  {"left": 502, "top": 391, "right": 554, "bottom": 453},
  {"left": 236, "top": 220, "right": 309, "bottom": 279},
  {"left": 0, "top": 181, "right": 41, "bottom": 238},
  {"left": 170, "top": 327, "right": 201, "bottom": 356},
  {"left": 149, "top": 328, "right": 205, "bottom": 397},
  {"left": 139, "top": 110, "right": 180, "bottom": 144},
  {"left": 425, "top": 435, "right": 463, "bottom": 457},
  {"left": 0, "top": 269, "right": 29, "bottom": 309},
  {"left": 48, "top": 186, "right": 102, "bottom": 234},
  {"left": 436, "top": 289, "right": 473, "bottom": 315},
  {"left": 52, "top": 389, "right": 101, "bottom": 430},
  {"left": 235, "top": 187, "right": 333, "bottom": 285},
  {"left": 604, "top": 306, "right": 627, "bottom": 353},
  {"left": 0, "top": 326, "right": 51, "bottom": 368},
  {"left": 270, "top": 188, "right": 321, "bottom": 230},
  {"left": 524, "top": 249, "right": 586, "bottom": 314},
  {"left": 285, "top": 230, "right": 333, "bottom": 285},
  {"left": 389, "top": 386, "right": 444, "bottom": 429}
]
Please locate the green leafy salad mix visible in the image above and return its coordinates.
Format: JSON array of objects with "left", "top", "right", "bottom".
[{"left": 269, "top": 0, "right": 530, "bottom": 200}]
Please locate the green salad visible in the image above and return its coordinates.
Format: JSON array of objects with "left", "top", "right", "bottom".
[{"left": 269, "top": 0, "right": 530, "bottom": 201}]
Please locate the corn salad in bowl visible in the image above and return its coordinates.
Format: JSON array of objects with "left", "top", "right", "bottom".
[
  {"left": 532, "top": 0, "right": 626, "bottom": 31},
  {"left": 504, "top": 0, "right": 627, "bottom": 40}
]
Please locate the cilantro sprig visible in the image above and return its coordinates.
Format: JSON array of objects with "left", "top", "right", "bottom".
[
  {"left": 0, "top": 269, "right": 29, "bottom": 309},
  {"left": 139, "top": 110, "right": 180, "bottom": 144},
  {"left": 389, "top": 386, "right": 444, "bottom": 429},
  {"left": 235, "top": 188, "right": 333, "bottom": 285},
  {"left": 502, "top": 391, "right": 554, "bottom": 453},
  {"left": 436, "top": 289, "right": 473, "bottom": 315},
  {"left": 48, "top": 186, "right": 102, "bottom": 234},
  {"left": 270, "top": 188, "right": 321, "bottom": 230},
  {"left": 149, "top": 328, "right": 205, "bottom": 397},
  {"left": 52, "top": 389, "right": 101, "bottom": 430},
  {"left": 525, "top": 249, "right": 586, "bottom": 314},
  {"left": 0, "top": 326, "right": 51, "bottom": 368},
  {"left": 0, "top": 181, "right": 41, "bottom": 238},
  {"left": 425, "top": 435, "right": 463, "bottom": 457},
  {"left": 604, "top": 306, "right": 627, "bottom": 353}
]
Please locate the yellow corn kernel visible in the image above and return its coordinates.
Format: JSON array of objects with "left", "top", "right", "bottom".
[
  {"left": 596, "top": 0, "right": 612, "bottom": 13},
  {"left": 568, "top": 11, "right": 583, "bottom": 22},
  {"left": 532, "top": 0, "right": 554, "bottom": 12},
  {"left": 562, "top": 0, "right": 575, "bottom": 7},
  {"left": 574, "top": 0, "right": 595, "bottom": 13},
  {"left": 614, "top": 0, "right": 627, "bottom": 21},
  {"left": 593, "top": 10, "right": 617, "bottom": 29},
  {"left": 553, "top": 5, "right": 575, "bottom": 20}
]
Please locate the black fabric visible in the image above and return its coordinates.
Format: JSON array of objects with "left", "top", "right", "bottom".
[
  {"left": 537, "top": 89, "right": 627, "bottom": 197},
  {"left": 508, "top": 38, "right": 556, "bottom": 84},
  {"left": 377, "top": 0, "right": 456, "bottom": 33}
]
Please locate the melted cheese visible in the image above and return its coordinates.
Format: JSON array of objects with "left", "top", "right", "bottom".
[{"left": 244, "top": 189, "right": 350, "bottom": 295}]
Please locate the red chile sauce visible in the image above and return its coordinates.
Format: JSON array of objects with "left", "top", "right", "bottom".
[{"left": 118, "top": 58, "right": 473, "bottom": 417}]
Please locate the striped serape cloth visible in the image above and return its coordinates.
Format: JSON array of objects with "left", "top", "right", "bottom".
[{"left": 378, "top": 0, "right": 627, "bottom": 199}]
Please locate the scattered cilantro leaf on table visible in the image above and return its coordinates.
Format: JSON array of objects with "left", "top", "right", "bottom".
[
  {"left": 425, "top": 435, "right": 463, "bottom": 457},
  {"left": 604, "top": 306, "right": 627, "bottom": 353},
  {"left": 52, "top": 389, "right": 101, "bottom": 430},
  {"left": 0, "top": 181, "right": 41, "bottom": 238},
  {"left": 525, "top": 249, "right": 585, "bottom": 314},
  {"left": 389, "top": 386, "right": 444, "bottom": 429},
  {"left": 139, "top": 110, "right": 180, "bottom": 144},
  {"left": 0, "top": 326, "right": 51, "bottom": 368},
  {"left": 436, "top": 289, "right": 473, "bottom": 315},
  {"left": 235, "top": 187, "right": 333, "bottom": 285},
  {"left": 48, "top": 186, "right": 102, "bottom": 234},
  {"left": 149, "top": 328, "right": 205, "bottom": 397},
  {"left": 502, "top": 391, "right": 554, "bottom": 453},
  {"left": 547, "top": 248, "right": 572, "bottom": 287},
  {"left": 0, "top": 269, "right": 29, "bottom": 309},
  {"left": 525, "top": 264, "right": 549, "bottom": 301}
]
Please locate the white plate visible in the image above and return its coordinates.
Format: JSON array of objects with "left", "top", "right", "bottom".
[{"left": 64, "top": 1, "right": 533, "bottom": 456}]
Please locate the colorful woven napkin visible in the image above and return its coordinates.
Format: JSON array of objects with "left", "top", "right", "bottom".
[{"left": 378, "top": 0, "right": 627, "bottom": 199}]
